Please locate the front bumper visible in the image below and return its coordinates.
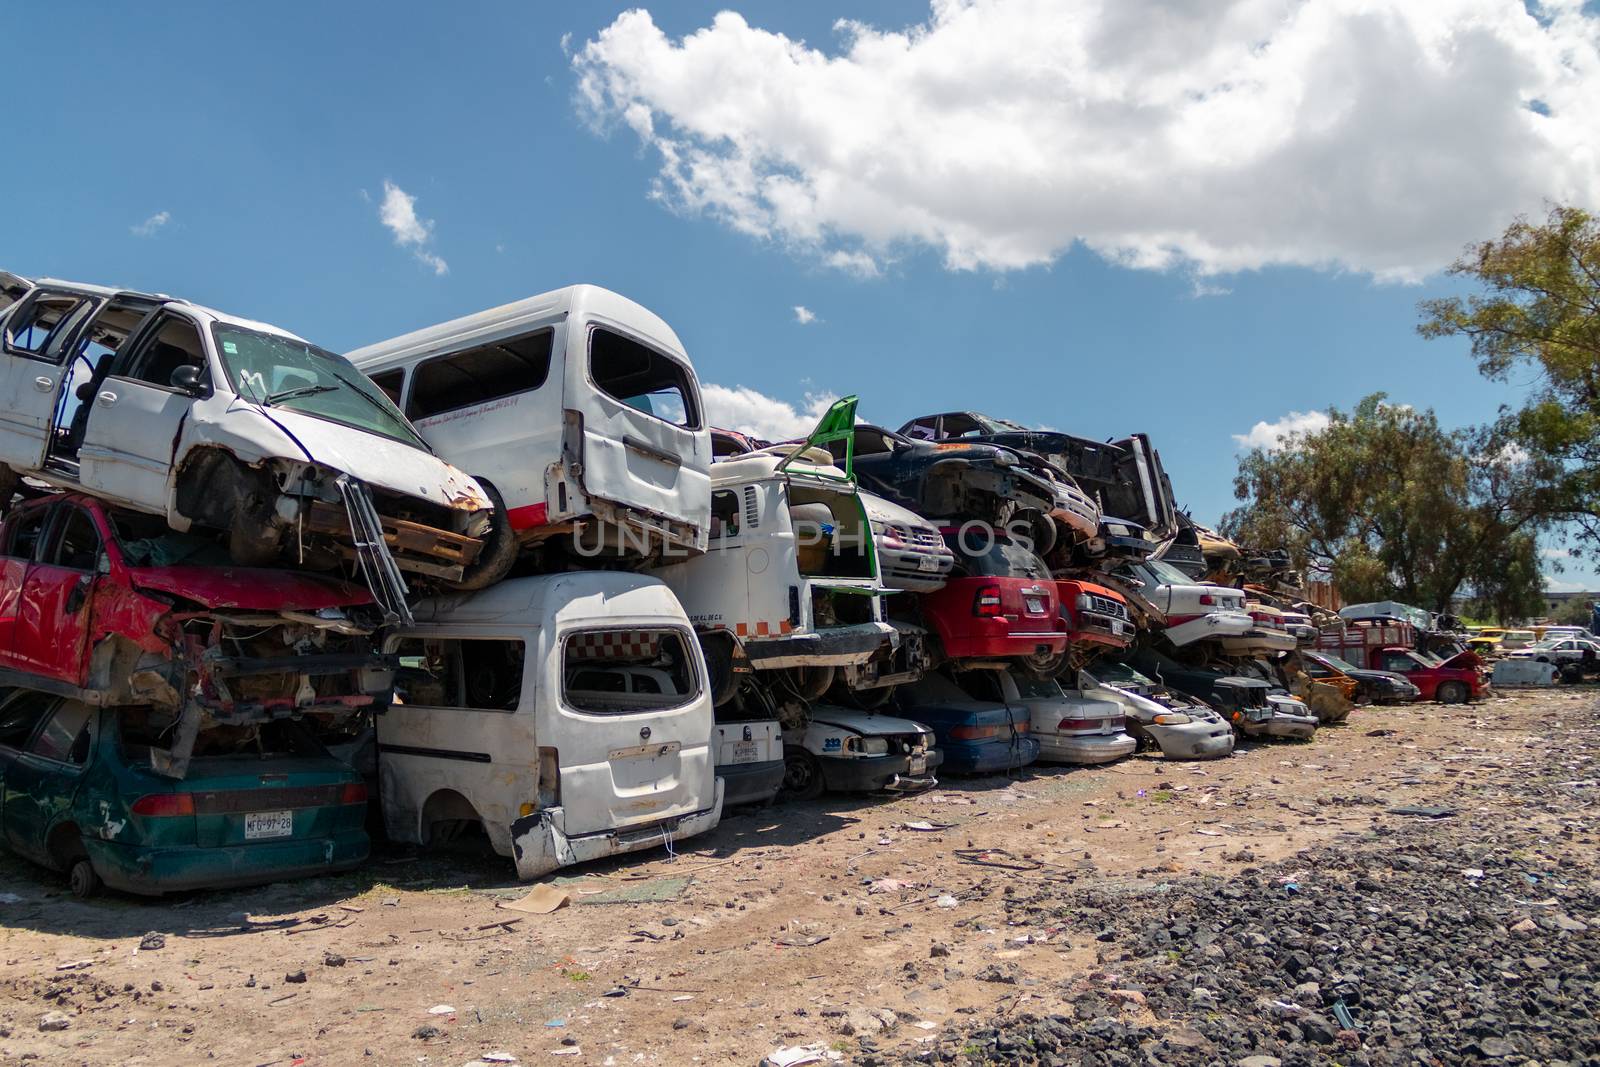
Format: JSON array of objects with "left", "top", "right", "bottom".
[
  {"left": 716, "top": 758, "right": 786, "bottom": 807},
  {"left": 938, "top": 736, "right": 1041, "bottom": 774},
  {"left": 509, "top": 779, "right": 724, "bottom": 881},
  {"left": 743, "top": 622, "right": 896, "bottom": 669},
  {"left": 1037, "top": 732, "right": 1137, "bottom": 765},
  {"left": 1263, "top": 712, "right": 1318, "bottom": 740},
  {"left": 877, "top": 545, "right": 952, "bottom": 593},
  {"left": 1142, "top": 720, "right": 1236, "bottom": 760},
  {"left": 86, "top": 829, "right": 369, "bottom": 896},
  {"left": 820, "top": 748, "right": 944, "bottom": 792}
]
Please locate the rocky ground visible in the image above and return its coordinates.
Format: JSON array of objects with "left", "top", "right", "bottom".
[{"left": 0, "top": 688, "right": 1595, "bottom": 1066}]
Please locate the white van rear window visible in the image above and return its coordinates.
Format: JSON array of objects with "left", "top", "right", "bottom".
[
  {"left": 563, "top": 629, "right": 699, "bottom": 713},
  {"left": 590, "top": 328, "right": 698, "bottom": 429},
  {"left": 408, "top": 329, "right": 554, "bottom": 421},
  {"left": 393, "top": 637, "right": 525, "bottom": 711}
]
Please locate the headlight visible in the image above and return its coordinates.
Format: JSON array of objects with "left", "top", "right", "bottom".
[
  {"left": 1075, "top": 593, "right": 1092, "bottom": 611},
  {"left": 1152, "top": 713, "right": 1192, "bottom": 725},
  {"left": 847, "top": 736, "right": 890, "bottom": 755}
]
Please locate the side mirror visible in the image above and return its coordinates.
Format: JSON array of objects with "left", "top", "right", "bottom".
[{"left": 169, "top": 364, "right": 205, "bottom": 395}]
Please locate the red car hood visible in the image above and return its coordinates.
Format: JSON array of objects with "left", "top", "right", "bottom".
[
  {"left": 1437, "top": 650, "right": 1483, "bottom": 671},
  {"left": 128, "top": 566, "right": 373, "bottom": 611}
]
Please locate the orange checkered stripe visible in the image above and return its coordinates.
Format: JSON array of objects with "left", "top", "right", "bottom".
[
  {"left": 569, "top": 630, "right": 662, "bottom": 661},
  {"left": 733, "top": 620, "right": 795, "bottom": 638}
]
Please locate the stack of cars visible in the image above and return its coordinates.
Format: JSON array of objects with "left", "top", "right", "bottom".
[{"left": 0, "top": 269, "right": 1505, "bottom": 899}]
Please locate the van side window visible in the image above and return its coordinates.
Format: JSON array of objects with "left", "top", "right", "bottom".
[
  {"left": 393, "top": 637, "right": 525, "bottom": 711},
  {"left": 589, "top": 328, "right": 698, "bottom": 429},
  {"left": 407, "top": 329, "right": 553, "bottom": 421},
  {"left": 369, "top": 368, "right": 405, "bottom": 406},
  {"left": 5, "top": 295, "right": 89, "bottom": 362},
  {"left": 120, "top": 315, "right": 207, "bottom": 390},
  {"left": 563, "top": 629, "right": 698, "bottom": 713},
  {"left": 709, "top": 490, "right": 741, "bottom": 540}
]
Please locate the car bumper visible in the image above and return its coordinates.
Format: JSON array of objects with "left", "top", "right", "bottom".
[
  {"left": 937, "top": 623, "right": 1069, "bottom": 662},
  {"left": 509, "top": 780, "right": 724, "bottom": 881},
  {"left": 1217, "top": 631, "right": 1299, "bottom": 654},
  {"left": 716, "top": 758, "right": 786, "bottom": 807},
  {"left": 1037, "top": 732, "right": 1137, "bottom": 765},
  {"left": 821, "top": 749, "right": 944, "bottom": 792},
  {"left": 1141, "top": 720, "right": 1236, "bottom": 760},
  {"left": 877, "top": 546, "right": 952, "bottom": 593},
  {"left": 1262, "top": 712, "right": 1318, "bottom": 739},
  {"left": 85, "top": 830, "right": 369, "bottom": 895},
  {"left": 938, "top": 737, "right": 1040, "bottom": 774},
  {"left": 1164, "top": 611, "right": 1254, "bottom": 647},
  {"left": 743, "top": 623, "right": 896, "bottom": 669}
]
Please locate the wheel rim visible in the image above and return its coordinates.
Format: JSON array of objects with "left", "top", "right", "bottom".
[
  {"left": 783, "top": 755, "right": 816, "bottom": 793},
  {"left": 69, "top": 862, "right": 91, "bottom": 897}
]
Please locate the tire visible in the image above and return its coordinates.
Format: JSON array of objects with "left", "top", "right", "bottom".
[
  {"left": 451, "top": 479, "right": 519, "bottom": 591},
  {"left": 1019, "top": 648, "right": 1070, "bottom": 680},
  {"left": 781, "top": 747, "right": 826, "bottom": 801},
  {"left": 1562, "top": 663, "right": 1582, "bottom": 684},
  {"left": 784, "top": 666, "right": 835, "bottom": 703},
  {"left": 68, "top": 857, "right": 101, "bottom": 900},
  {"left": 1013, "top": 508, "right": 1058, "bottom": 557},
  {"left": 701, "top": 634, "right": 739, "bottom": 708},
  {"left": 1435, "top": 680, "right": 1468, "bottom": 705},
  {"left": 842, "top": 683, "right": 895, "bottom": 711}
]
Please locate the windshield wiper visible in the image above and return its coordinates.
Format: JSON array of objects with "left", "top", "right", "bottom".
[{"left": 265, "top": 383, "right": 340, "bottom": 405}]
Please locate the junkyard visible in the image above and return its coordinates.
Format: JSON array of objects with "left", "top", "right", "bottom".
[
  {"left": 1, "top": 687, "right": 1596, "bottom": 1065},
  {"left": 10, "top": 2, "right": 1600, "bottom": 1064}
]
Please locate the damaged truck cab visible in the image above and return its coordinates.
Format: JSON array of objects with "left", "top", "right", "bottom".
[
  {"left": 0, "top": 275, "right": 495, "bottom": 623},
  {"left": 348, "top": 284, "right": 712, "bottom": 572},
  {"left": 379, "top": 572, "right": 723, "bottom": 881}
]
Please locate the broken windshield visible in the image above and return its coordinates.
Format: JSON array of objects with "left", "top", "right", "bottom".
[{"left": 213, "top": 324, "right": 427, "bottom": 450}]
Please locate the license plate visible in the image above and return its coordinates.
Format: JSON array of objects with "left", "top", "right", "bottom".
[
  {"left": 1110, "top": 620, "right": 1124, "bottom": 636},
  {"left": 730, "top": 741, "right": 760, "bottom": 763},
  {"left": 908, "top": 755, "right": 927, "bottom": 775},
  {"left": 916, "top": 556, "right": 941, "bottom": 572},
  {"left": 244, "top": 811, "right": 294, "bottom": 840},
  {"left": 1023, "top": 596, "right": 1046, "bottom": 614}
]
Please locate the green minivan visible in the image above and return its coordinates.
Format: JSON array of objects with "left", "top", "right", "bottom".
[{"left": 0, "top": 690, "right": 369, "bottom": 897}]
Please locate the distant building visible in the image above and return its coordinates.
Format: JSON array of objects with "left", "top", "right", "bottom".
[{"left": 1541, "top": 590, "right": 1600, "bottom": 615}]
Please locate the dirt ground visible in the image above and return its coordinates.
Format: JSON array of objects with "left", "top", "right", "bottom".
[{"left": 1, "top": 687, "right": 1594, "bottom": 1067}]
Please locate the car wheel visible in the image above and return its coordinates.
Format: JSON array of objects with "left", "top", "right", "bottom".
[
  {"left": 68, "top": 857, "right": 102, "bottom": 900},
  {"left": 838, "top": 681, "right": 895, "bottom": 711},
  {"left": 782, "top": 666, "right": 835, "bottom": 703},
  {"left": 781, "top": 748, "right": 826, "bottom": 801},
  {"left": 450, "top": 479, "right": 519, "bottom": 591},
  {"left": 1018, "top": 648, "right": 1069, "bottom": 680},
  {"left": 1436, "top": 681, "right": 1468, "bottom": 705},
  {"left": 700, "top": 634, "right": 739, "bottom": 708}
]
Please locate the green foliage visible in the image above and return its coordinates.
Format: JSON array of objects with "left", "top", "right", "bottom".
[
  {"left": 1222, "top": 394, "right": 1549, "bottom": 615},
  {"left": 1420, "top": 204, "right": 1600, "bottom": 544},
  {"left": 1550, "top": 594, "right": 1597, "bottom": 627}
]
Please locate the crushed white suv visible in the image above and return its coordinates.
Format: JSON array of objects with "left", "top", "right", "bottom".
[{"left": 0, "top": 274, "right": 493, "bottom": 620}]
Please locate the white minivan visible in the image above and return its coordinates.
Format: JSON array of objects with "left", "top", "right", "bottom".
[
  {"left": 348, "top": 285, "right": 712, "bottom": 580},
  {"left": 377, "top": 572, "right": 724, "bottom": 880}
]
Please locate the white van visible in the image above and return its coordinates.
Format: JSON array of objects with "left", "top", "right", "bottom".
[
  {"left": 377, "top": 572, "right": 723, "bottom": 880},
  {"left": 348, "top": 285, "right": 712, "bottom": 579}
]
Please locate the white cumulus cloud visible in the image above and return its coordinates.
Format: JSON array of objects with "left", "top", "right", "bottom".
[
  {"left": 131, "top": 211, "right": 170, "bottom": 237},
  {"left": 702, "top": 384, "right": 841, "bottom": 440},
  {"left": 574, "top": 1, "right": 1600, "bottom": 281},
  {"left": 1233, "top": 409, "right": 1333, "bottom": 451},
  {"left": 792, "top": 305, "right": 817, "bottom": 324},
  {"left": 378, "top": 180, "right": 449, "bottom": 276}
]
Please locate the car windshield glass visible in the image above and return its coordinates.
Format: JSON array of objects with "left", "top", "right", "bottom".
[
  {"left": 213, "top": 325, "right": 427, "bottom": 449},
  {"left": 1009, "top": 674, "right": 1064, "bottom": 700},
  {"left": 1141, "top": 560, "right": 1200, "bottom": 586},
  {"left": 947, "top": 532, "right": 1048, "bottom": 579}
]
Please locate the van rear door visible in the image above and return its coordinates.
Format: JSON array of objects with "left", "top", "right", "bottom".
[
  {"left": 567, "top": 320, "right": 710, "bottom": 543},
  {"left": 552, "top": 625, "right": 714, "bottom": 836}
]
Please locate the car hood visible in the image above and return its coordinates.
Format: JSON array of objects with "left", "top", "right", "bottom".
[
  {"left": 257, "top": 406, "right": 490, "bottom": 512},
  {"left": 129, "top": 565, "right": 373, "bottom": 610},
  {"left": 806, "top": 709, "right": 933, "bottom": 736},
  {"left": 1435, "top": 650, "right": 1483, "bottom": 670}
]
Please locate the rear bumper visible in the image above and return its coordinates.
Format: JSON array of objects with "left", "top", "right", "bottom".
[
  {"left": 1163, "top": 612, "right": 1253, "bottom": 647},
  {"left": 85, "top": 830, "right": 369, "bottom": 895},
  {"left": 716, "top": 759, "right": 786, "bottom": 807},
  {"left": 1217, "top": 631, "right": 1299, "bottom": 654},
  {"left": 1037, "top": 732, "right": 1136, "bottom": 765},
  {"left": 821, "top": 749, "right": 944, "bottom": 793},
  {"left": 939, "top": 737, "right": 1040, "bottom": 774},
  {"left": 510, "top": 779, "right": 725, "bottom": 881},
  {"left": 937, "top": 623, "right": 1069, "bottom": 661},
  {"left": 743, "top": 623, "right": 896, "bottom": 669}
]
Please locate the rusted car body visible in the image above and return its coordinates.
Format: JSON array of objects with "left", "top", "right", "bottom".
[
  {"left": 830, "top": 424, "right": 1056, "bottom": 527},
  {"left": 0, "top": 274, "right": 493, "bottom": 622},
  {"left": 0, "top": 493, "right": 393, "bottom": 775}
]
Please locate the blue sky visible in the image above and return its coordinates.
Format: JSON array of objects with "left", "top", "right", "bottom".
[{"left": 6, "top": 1, "right": 1597, "bottom": 591}]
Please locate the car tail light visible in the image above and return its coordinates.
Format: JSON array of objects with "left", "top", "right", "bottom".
[
  {"left": 131, "top": 793, "right": 196, "bottom": 817},
  {"left": 1056, "top": 717, "right": 1101, "bottom": 730},
  {"left": 339, "top": 783, "right": 369, "bottom": 805},
  {"left": 973, "top": 585, "right": 1003, "bottom": 617},
  {"left": 1198, "top": 593, "right": 1215, "bottom": 605},
  {"left": 950, "top": 724, "right": 1000, "bottom": 740}
]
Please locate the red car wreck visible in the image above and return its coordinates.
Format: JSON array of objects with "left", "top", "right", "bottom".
[{"left": 0, "top": 493, "right": 395, "bottom": 775}]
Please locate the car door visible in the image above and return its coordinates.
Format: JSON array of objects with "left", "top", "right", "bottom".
[
  {"left": 0, "top": 502, "right": 48, "bottom": 658},
  {"left": 0, "top": 690, "right": 54, "bottom": 844},
  {"left": 550, "top": 624, "right": 711, "bottom": 836},
  {"left": 13, "top": 503, "right": 102, "bottom": 685},
  {"left": 0, "top": 290, "right": 96, "bottom": 470},
  {"left": 2, "top": 696, "right": 93, "bottom": 863},
  {"left": 78, "top": 311, "right": 208, "bottom": 510}
]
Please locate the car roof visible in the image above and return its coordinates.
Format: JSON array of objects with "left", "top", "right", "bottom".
[{"left": 29, "top": 278, "right": 308, "bottom": 343}]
